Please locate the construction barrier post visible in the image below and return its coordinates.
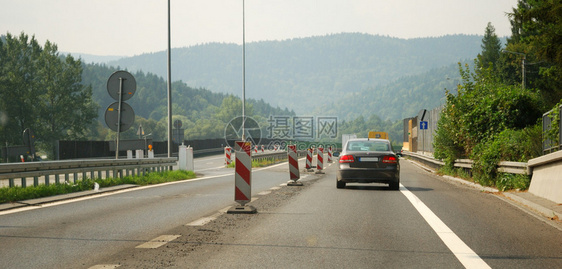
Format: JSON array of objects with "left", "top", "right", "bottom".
[
  {"left": 327, "top": 146, "right": 333, "bottom": 163},
  {"left": 315, "top": 146, "right": 325, "bottom": 174},
  {"left": 225, "top": 146, "right": 232, "bottom": 165},
  {"left": 227, "top": 141, "right": 257, "bottom": 214},
  {"left": 287, "top": 144, "right": 303, "bottom": 186},
  {"left": 306, "top": 148, "right": 313, "bottom": 172}
]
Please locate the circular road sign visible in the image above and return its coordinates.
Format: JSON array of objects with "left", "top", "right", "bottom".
[
  {"left": 107, "top": 71, "right": 136, "bottom": 101},
  {"left": 104, "top": 102, "right": 135, "bottom": 132},
  {"left": 174, "top": 119, "right": 183, "bottom": 129}
]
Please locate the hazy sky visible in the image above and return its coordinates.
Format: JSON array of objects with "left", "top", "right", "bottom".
[{"left": 1, "top": 0, "right": 518, "bottom": 56}]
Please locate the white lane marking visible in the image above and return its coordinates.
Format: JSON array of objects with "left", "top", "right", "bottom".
[
  {"left": 186, "top": 206, "right": 232, "bottom": 226},
  {"left": 195, "top": 165, "right": 228, "bottom": 172},
  {"left": 136, "top": 235, "right": 181, "bottom": 249},
  {"left": 88, "top": 265, "right": 121, "bottom": 269},
  {"left": 400, "top": 184, "right": 491, "bottom": 269},
  {"left": 257, "top": 191, "right": 271, "bottom": 196}
]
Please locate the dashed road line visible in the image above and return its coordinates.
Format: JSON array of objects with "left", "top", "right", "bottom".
[
  {"left": 88, "top": 265, "right": 121, "bottom": 269},
  {"left": 136, "top": 235, "right": 181, "bottom": 249}
]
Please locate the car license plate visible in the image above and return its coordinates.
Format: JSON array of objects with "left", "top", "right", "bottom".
[{"left": 359, "top": 157, "right": 378, "bottom": 162}]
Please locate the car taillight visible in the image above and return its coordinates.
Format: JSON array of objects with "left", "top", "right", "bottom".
[
  {"left": 339, "top": 155, "right": 355, "bottom": 163},
  {"left": 382, "top": 155, "right": 397, "bottom": 164}
]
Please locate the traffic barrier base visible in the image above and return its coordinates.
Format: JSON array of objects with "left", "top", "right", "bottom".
[{"left": 227, "top": 205, "right": 257, "bottom": 214}]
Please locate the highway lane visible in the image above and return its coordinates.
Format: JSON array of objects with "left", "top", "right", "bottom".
[
  {"left": 2, "top": 155, "right": 561, "bottom": 268},
  {"left": 0, "top": 153, "right": 293, "bottom": 269},
  {"left": 117, "top": 159, "right": 561, "bottom": 268}
]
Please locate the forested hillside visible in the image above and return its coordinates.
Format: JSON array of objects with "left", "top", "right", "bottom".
[
  {"left": 109, "top": 33, "right": 488, "bottom": 120},
  {"left": 81, "top": 63, "right": 294, "bottom": 141}
]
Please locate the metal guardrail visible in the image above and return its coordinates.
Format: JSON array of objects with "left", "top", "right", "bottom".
[
  {"left": 0, "top": 149, "right": 310, "bottom": 189},
  {"left": 0, "top": 158, "right": 177, "bottom": 188},
  {"left": 0, "top": 148, "right": 309, "bottom": 188},
  {"left": 403, "top": 151, "right": 528, "bottom": 175}
]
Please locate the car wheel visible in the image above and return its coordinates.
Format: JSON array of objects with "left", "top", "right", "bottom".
[
  {"left": 389, "top": 180, "right": 400, "bottom": 190},
  {"left": 336, "top": 180, "right": 346, "bottom": 189}
]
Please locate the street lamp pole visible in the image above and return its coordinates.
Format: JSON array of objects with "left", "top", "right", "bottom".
[
  {"left": 502, "top": 49, "right": 526, "bottom": 90},
  {"left": 167, "top": 0, "right": 173, "bottom": 157},
  {"left": 242, "top": 0, "right": 246, "bottom": 141}
]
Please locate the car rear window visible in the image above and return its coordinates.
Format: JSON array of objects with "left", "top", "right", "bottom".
[{"left": 347, "top": 141, "right": 389, "bottom": 151}]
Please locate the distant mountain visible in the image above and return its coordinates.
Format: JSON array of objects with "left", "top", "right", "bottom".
[
  {"left": 108, "top": 33, "right": 485, "bottom": 120},
  {"left": 66, "top": 53, "right": 125, "bottom": 64}
]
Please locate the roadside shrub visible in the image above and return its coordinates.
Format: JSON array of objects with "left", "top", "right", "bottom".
[
  {"left": 434, "top": 63, "right": 543, "bottom": 170},
  {"left": 496, "top": 173, "right": 530, "bottom": 191},
  {"left": 470, "top": 124, "right": 541, "bottom": 189}
]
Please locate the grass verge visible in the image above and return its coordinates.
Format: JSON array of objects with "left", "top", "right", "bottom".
[
  {"left": 226, "top": 158, "right": 286, "bottom": 168},
  {"left": 0, "top": 170, "right": 196, "bottom": 204}
]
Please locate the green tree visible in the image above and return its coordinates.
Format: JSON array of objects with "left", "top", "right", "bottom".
[
  {"left": 0, "top": 32, "right": 97, "bottom": 158},
  {"left": 36, "top": 41, "right": 98, "bottom": 157},
  {"left": 477, "top": 22, "right": 503, "bottom": 70},
  {"left": 0, "top": 33, "right": 42, "bottom": 145},
  {"left": 505, "top": 0, "right": 562, "bottom": 106}
]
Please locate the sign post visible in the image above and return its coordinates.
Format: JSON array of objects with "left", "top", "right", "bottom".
[
  {"left": 420, "top": 121, "right": 428, "bottom": 153},
  {"left": 106, "top": 71, "right": 136, "bottom": 159}
]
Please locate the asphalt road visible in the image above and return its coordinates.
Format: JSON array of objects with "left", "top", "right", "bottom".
[
  {"left": 0, "top": 154, "right": 292, "bottom": 269},
  {"left": 1, "top": 156, "right": 561, "bottom": 268}
]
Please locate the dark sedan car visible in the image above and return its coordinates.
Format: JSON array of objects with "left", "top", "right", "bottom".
[{"left": 336, "top": 138, "right": 400, "bottom": 190}]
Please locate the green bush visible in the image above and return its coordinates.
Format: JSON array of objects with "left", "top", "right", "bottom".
[
  {"left": 470, "top": 124, "right": 541, "bottom": 189},
  {"left": 434, "top": 63, "right": 543, "bottom": 169},
  {"left": 496, "top": 173, "right": 530, "bottom": 191}
]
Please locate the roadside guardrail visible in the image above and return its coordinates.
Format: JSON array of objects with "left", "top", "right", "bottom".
[
  {"left": 0, "top": 158, "right": 177, "bottom": 188},
  {"left": 0, "top": 149, "right": 310, "bottom": 188},
  {"left": 403, "top": 151, "right": 528, "bottom": 175}
]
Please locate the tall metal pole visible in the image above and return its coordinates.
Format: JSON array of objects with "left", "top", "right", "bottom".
[
  {"left": 116, "top": 77, "right": 123, "bottom": 159},
  {"left": 242, "top": 0, "right": 246, "bottom": 141},
  {"left": 167, "top": 0, "right": 173, "bottom": 157}
]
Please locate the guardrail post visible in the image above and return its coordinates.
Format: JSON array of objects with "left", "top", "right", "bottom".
[
  {"left": 21, "top": 177, "right": 26, "bottom": 188},
  {"left": 9, "top": 178, "right": 14, "bottom": 187}
]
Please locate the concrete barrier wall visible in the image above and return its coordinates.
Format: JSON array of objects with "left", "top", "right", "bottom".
[{"left": 528, "top": 151, "right": 562, "bottom": 204}]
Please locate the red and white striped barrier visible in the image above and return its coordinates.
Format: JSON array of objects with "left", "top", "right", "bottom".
[
  {"left": 287, "top": 145, "right": 300, "bottom": 184},
  {"left": 316, "top": 146, "right": 324, "bottom": 174},
  {"left": 228, "top": 141, "right": 257, "bottom": 214},
  {"left": 261, "top": 145, "right": 265, "bottom": 153},
  {"left": 306, "top": 148, "right": 313, "bottom": 171},
  {"left": 224, "top": 146, "right": 232, "bottom": 165},
  {"left": 235, "top": 141, "right": 252, "bottom": 204},
  {"left": 327, "top": 146, "right": 333, "bottom": 163},
  {"left": 254, "top": 145, "right": 258, "bottom": 154},
  {"left": 287, "top": 145, "right": 303, "bottom": 186}
]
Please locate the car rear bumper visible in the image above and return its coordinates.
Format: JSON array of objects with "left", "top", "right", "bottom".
[{"left": 337, "top": 167, "right": 399, "bottom": 183}]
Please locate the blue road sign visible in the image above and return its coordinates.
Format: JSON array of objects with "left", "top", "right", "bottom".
[{"left": 420, "top": 121, "right": 428, "bottom": 130}]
